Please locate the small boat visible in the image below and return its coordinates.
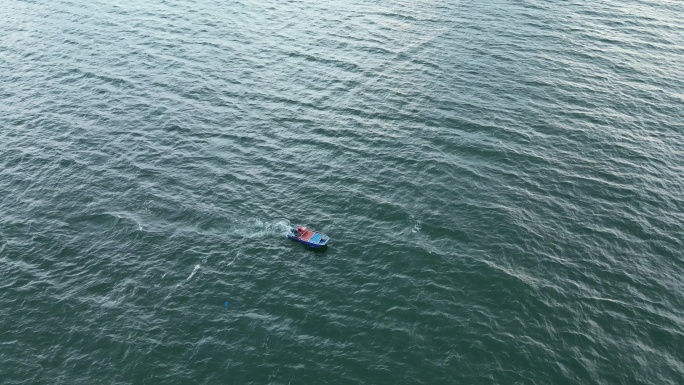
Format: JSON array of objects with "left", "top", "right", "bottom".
[{"left": 287, "top": 226, "right": 330, "bottom": 248}]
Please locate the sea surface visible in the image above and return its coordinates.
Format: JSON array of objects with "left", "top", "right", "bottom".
[{"left": 1, "top": 0, "right": 683, "bottom": 384}]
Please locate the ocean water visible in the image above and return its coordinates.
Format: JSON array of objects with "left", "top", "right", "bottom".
[{"left": 1, "top": 0, "right": 683, "bottom": 383}]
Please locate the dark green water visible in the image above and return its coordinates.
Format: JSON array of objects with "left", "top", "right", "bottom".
[{"left": 1, "top": 0, "right": 683, "bottom": 383}]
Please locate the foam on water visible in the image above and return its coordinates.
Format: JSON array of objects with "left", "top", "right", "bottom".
[{"left": 229, "top": 219, "right": 293, "bottom": 238}]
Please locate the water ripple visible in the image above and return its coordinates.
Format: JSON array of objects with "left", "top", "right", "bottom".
[{"left": 2, "top": 0, "right": 684, "bottom": 384}]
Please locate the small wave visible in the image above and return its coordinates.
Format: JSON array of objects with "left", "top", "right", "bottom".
[
  {"left": 186, "top": 264, "right": 200, "bottom": 281},
  {"left": 171, "top": 264, "right": 201, "bottom": 291},
  {"left": 103, "top": 211, "right": 144, "bottom": 231},
  {"left": 226, "top": 252, "right": 240, "bottom": 267}
]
